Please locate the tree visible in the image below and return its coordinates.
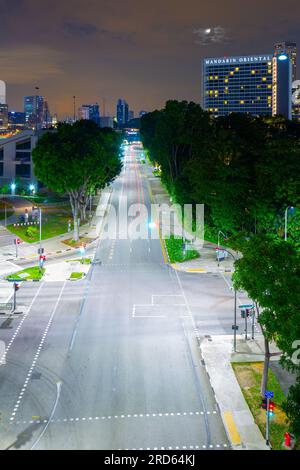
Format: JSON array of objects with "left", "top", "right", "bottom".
[
  {"left": 283, "top": 374, "right": 300, "bottom": 437},
  {"left": 232, "top": 235, "right": 300, "bottom": 396},
  {"left": 32, "top": 120, "right": 122, "bottom": 241}
]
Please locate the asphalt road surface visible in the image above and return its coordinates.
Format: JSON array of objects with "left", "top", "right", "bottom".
[{"left": 0, "top": 145, "right": 232, "bottom": 450}]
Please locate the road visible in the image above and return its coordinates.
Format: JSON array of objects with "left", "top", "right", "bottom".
[{"left": 0, "top": 144, "right": 232, "bottom": 450}]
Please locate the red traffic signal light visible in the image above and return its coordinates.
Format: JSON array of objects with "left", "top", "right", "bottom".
[
  {"left": 14, "top": 238, "right": 21, "bottom": 245},
  {"left": 39, "top": 255, "right": 46, "bottom": 261},
  {"left": 14, "top": 283, "right": 20, "bottom": 291},
  {"left": 261, "top": 398, "right": 275, "bottom": 414}
]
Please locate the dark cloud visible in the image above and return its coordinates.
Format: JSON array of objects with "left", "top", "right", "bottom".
[
  {"left": 63, "top": 21, "right": 98, "bottom": 37},
  {"left": 0, "top": 0, "right": 299, "bottom": 117},
  {"left": 194, "top": 26, "right": 230, "bottom": 46}
]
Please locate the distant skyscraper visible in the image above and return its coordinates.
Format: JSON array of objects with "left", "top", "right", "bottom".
[
  {"left": 128, "top": 110, "right": 134, "bottom": 121},
  {"left": 100, "top": 116, "right": 114, "bottom": 128},
  {"left": 0, "top": 104, "right": 8, "bottom": 129},
  {"left": 116, "top": 99, "right": 129, "bottom": 127},
  {"left": 24, "top": 95, "right": 44, "bottom": 130},
  {"left": 8, "top": 111, "right": 26, "bottom": 128},
  {"left": 0, "top": 80, "right": 6, "bottom": 104},
  {"left": 78, "top": 104, "right": 100, "bottom": 126},
  {"left": 43, "top": 100, "right": 51, "bottom": 128}
]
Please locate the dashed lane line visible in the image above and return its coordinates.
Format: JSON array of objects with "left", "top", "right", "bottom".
[
  {"left": 0, "top": 282, "right": 44, "bottom": 366},
  {"left": 10, "top": 282, "right": 67, "bottom": 422},
  {"left": 15, "top": 410, "right": 219, "bottom": 426},
  {"left": 121, "top": 444, "right": 229, "bottom": 450}
]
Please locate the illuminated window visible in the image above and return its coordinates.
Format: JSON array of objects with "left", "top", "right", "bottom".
[
  {"left": 215, "top": 76, "right": 218, "bottom": 79},
  {"left": 267, "top": 84, "right": 272, "bottom": 89},
  {"left": 224, "top": 79, "right": 229, "bottom": 83},
  {"left": 251, "top": 70, "right": 256, "bottom": 74},
  {"left": 214, "top": 108, "right": 218, "bottom": 112},
  {"left": 262, "top": 77, "right": 267, "bottom": 81},
  {"left": 235, "top": 67, "right": 239, "bottom": 71},
  {"left": 230, "top": 71, "right": 234, "bottom": 75},
  {"left": 240, "top": 100, "right": 245, "bottom": 104},
  {"left": 224, "top": 100, "right": 228, "bottom": 104},
  {"left": 257, "top": 96, "right": 261, "bottom": 101}
]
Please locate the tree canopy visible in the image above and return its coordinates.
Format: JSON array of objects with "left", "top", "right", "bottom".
[{"left": 32, "top": 120, "right": 122, "bottom": 240}]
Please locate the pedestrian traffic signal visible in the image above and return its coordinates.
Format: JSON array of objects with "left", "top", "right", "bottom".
[{"left": 14, "top": 238, "right": 21, "bottom": 245}]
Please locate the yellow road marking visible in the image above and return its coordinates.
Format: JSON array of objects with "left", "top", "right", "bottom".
[
  {"left": 223, "top": 411, "right": 242, "bottom": 446},
  {"left": 186, "top": 268, "right": 206, "bottom": 273}
]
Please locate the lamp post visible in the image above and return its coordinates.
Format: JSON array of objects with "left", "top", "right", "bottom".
[
  {"left": 38, "top": 207, "right": 43, "bottom": 270},
  {"left": 284, "top": 206, "right": 295, "bottom": 241},
  {"left": 218, "top": 247, "right": 238, "bottom": 352},
  {"left": 217, "top": 230, "right": 227, "bottom": 266}
]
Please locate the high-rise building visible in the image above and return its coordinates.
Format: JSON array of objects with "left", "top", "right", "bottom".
[
  {"left": 274, "top": 42, "right": 298, "bottom": 120},
  {"left": 128, "top": 110, "right": 134, "bottom": 121},
  {"left": 100, "top": 116, "right": 114, "bottom": 128},
  {"left": 0, "top": 80, "right": 6, "bottom": 105},
  {"left": 8, "top": 111, "right": 26, "bottom": 129},
  {"left": 116, "top": 99, "right": 129, "bottom": 127},
  {"left": 272, "top": 53, "right": 292, "bottom": 119},
  {"left": 24, "top": 95, "right": 44, "bottom": 130},
  {"left": 0, "top": 104, "right": 8, "bottom": 129},
  {"left": 274, "top": 42, "right": 296, "bottom": 81},
  {"left": 203, "top": 54, "right": 274, "bottom": 117},
  {"left": 78, "top": 104, "right": 100, "bottom": 126}
]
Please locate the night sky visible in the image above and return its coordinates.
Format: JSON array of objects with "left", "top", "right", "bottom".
[{"left": 1, "top": 0, "right": 299, "bottom": 118}]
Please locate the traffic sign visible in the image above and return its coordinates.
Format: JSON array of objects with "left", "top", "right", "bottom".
[
  {"left": 265, "top": 391, "right": 274, "bottom": 399},
  {"left": 239, "top": 304, "right": 254, "bottom": 309},
  {"left": 38, "top": 248, "right": 45, "bottom": 254},
  {"left": 232, "top": 325, "right": 239, "bottom": 331}
]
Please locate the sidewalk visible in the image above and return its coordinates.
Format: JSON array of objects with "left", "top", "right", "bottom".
[
  {"left": 201, "top": 335, "right": 271, "bottom": 450},
  {"left": 142, "top": 164, "right": 238, "bottom": 274}
]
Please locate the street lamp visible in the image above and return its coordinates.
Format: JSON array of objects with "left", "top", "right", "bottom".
[
  {"left": 217, "top": 230, "right": 227, "bottom": 266},
  {"left": 29, "top": 184, "right": 35, "bottom": 195},
  {"left": 284, "top": 206, "right": 295, "bottom": 241},
  {"left": 11, "top": 182, "right": 16, "bottom": 195}
]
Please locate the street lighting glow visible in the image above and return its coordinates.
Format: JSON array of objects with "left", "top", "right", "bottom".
[
  {"left": 11, "top": 183, "right": 16, "bottom": 191},
  {"left": 29, "top": 184, "right": 35, "bottom": 192},
  {"left": 148, "top": 222, "right": 157, "bottom": 229}
]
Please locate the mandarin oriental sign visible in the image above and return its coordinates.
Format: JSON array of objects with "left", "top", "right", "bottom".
[{"left": 205, "top": 55, "right": 273, "bottom": 65}]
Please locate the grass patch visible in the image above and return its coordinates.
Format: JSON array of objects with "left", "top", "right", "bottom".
[
  {"left": 66, "top": 258, "right": 91, "bottom": 265},
  {"left": 232, "top": 362, "right": 290, "bottom": 450},
  {"left": 164, "top": 235, "right": 200, "bottom": 263},
  {"left": 6, "top": 266, "right": 45, "bottom": 281},
  {"left": 70, "top": 272, "right": 84, "bottom": 280},
  {"left": 7, "top": 210, "right": 72, "bottom": 243},
  {"left": 62, "top": 237, "right": 93, "bottom": 248}
]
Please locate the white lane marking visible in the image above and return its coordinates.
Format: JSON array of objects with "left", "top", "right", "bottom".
[
  {"left": 31, "top": 381, "right": 62, "bottom": 450},
  {"left": 10, "top": 282, "right": 67, "bottom": 421},
  {"left": 119, "top": 444, "right": 228, "bottom": 450},
  {"left": 15, "top": 409, "right": 220, "bottom": 425},
  {"left": 0, "top": 282, "right": 44, "bottom": 366}
]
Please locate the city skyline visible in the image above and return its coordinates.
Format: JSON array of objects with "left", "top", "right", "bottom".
[{"left": 0, "top": 0, "right": 299, "bottom": 117}]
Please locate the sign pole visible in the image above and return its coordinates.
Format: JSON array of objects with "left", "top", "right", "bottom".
[
  {"left": 252, "top": 308, "right": 255, "bottom": 340},
  {"left": 266, "top": 396, "right": 270, "bottom": 446}
]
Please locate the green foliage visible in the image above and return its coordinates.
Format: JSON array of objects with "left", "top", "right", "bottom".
[
  {"left": 32, "top": 120, "right": 122, "bottom": 194},
  {"left": 283, "top": 375, "right": 300, "bottom": 437},
  {"left": 6, "top": 267, "right": 45, "bottom": 281},
  {"left": 141, "top": 101, "right": 300, "bottom": 239},
  {"left": 25, "top": 226, "right": 38, "bottom": 238},
  {"left": 164, "top": 235, "right": 200, "bottom": 263},
  {"left": 233, "top": 235, "right": 300, "bottom": 371}
]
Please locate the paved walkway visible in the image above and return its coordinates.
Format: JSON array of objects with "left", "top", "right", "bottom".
[
  {"left": 201, "top": 335, "right": 270, "bottom": 450},
  {"left": 143, "top": 166, "right": 238, "bottom": 274}
]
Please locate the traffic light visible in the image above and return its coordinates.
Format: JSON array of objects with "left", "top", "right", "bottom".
[
  {"left": 261, "top": 398, "right": 275, "bottom": 416},
  {"left": 14, "top": 238, "right": 21, "bottom": 245}
]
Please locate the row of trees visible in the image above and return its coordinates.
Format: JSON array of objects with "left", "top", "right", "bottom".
[
  {"left": 141, "top": 100, "right": 300, "bottom": 243},
  {"left": 32, "top": 120, "right": 122, "bottom": 240},
  {"left": 141, "top": 101, "right": 300, "bottom": 437}
]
